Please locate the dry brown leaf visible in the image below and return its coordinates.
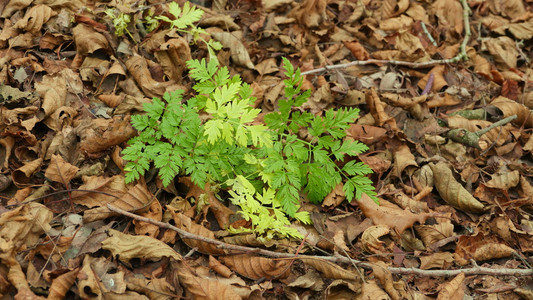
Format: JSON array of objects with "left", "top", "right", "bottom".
[
  {"left": 357, "top": 193, "right": 432, "bottom": 234},
  {"left": 484, "top": 170, "right": 520, "bottom": 189},
  {"left": 381, "top": 0, "right": 409, "bottom": 19},
  {"left": 432, "top": 0, "right": 464, "bottom": 37},
  {"left": 361, "top": 280, "right": 389, "bottom": 299},
  {"left": 430, "top": 162, "right": 485, "bottom": 213},
  {"left": 47, "top": 268, "right": 79, "bottom": 300},
  {"left": 11, "top": 157, "right": 43, "bottom": 186},
  {"left": 209, "top": 255, "right": 233, "bottom": 278},
  {"left": 391, "top": 144, "right": 418, "bottom": 178},
  {"left": 44, "top": 154, "right": 79, "bottom": 184},
  {"left": 34, "top": 74, "right": 66, "bottom": 117},
  {"left": 365, "top": 88, "right": 398, "bottom": 130},
  {"left": 14, "top": 4, "right": 55, "bottom": 32},
  {"left": 484, "top": 37, "right": 518, "bottom": 69},
  {"left": 133, "top": 198, "right": 162, "bottom": 238},
  {"left": 361, "top": 225, "right": 390, "bottom": 254},
  {"left": 101, "top": 229, "right": 182, "bottom": 263},
  {"left": 419, "top": 252, "right": 454, "bottom": 270},
  {"left": 436, "top": 272, "right": 465, "bottom": 300},
  {"left": 155, "top": 37, "right": 192, "bottom": 81},
  {"left": 210, "top": 31, "right": 254, "bottom": 69},
  {"left": 490, "top": 96, "right": 533, "bottom": 128},
  {"left": 289, "top": 0, "right": 328, "bottom": 28},
  {"left": 455, "top": 233, "right": 515, "bottom": 266},
  {"left": 174, "top": 261, "right": 241, "bottom": 300},
  {"left": 77, "top": 117, "right": 136, "bottom": 157},
  {"left": 299, "top": 257, "right": 358, "bottom": 281},
  {"left": 322, "top": 183, "right": 346, "bottom": 208},
  {"left": 126, "top": 275, "right": 176, "bottom": 300},
  {"left": 219, "top": 254, "right": 290, "bottom": 280},
  {"left": 71, "top": 24, "right": 109, "bottom": 67},
  {"left": 125, "top": 55, "right": 180, "bottom": 98},
  {"left": 371, "top": 261, "right": 401, "bottom": 300},
  {"left": 170, "top": 211, "right": 226, "bottom": 255}
]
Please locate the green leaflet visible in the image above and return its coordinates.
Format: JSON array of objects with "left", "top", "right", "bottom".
[{"left": 123, "top": 55, "right": 376, "bottom": 240}]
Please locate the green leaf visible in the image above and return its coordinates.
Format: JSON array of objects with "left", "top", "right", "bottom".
[{"left": 204, "top": 119, "right": 224, "bottom": 143}]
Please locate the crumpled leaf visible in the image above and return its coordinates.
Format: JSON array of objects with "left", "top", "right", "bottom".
[
  {"left": 220, "top": 254, "right": 291, "bottom": 280},
  {"left": 356, "top": 193, "right": 432, "bottom": 234},
  {"left": 210, "top": 31, "right": 255, "bottom": 69},
  {"left": 430, "top": 162, "right": 485, "bottom": 213},
  {"left": 101, "top": 229, "right": 182, "bottom": 262}
]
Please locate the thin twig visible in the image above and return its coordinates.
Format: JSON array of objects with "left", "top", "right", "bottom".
[
  {"left": 107, "top": 204, "right": 533, "bottom": 278},
  {"left": 301, "top": 0, "right": 471, "bottom": 75}
]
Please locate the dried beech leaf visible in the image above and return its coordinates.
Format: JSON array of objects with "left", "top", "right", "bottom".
[
  {"left": 381, "top": 0, "right": 409, "bottom": 19},
  {"left": 490, "top": 96, "right": 533, "bottom": 128},
  {"left": 210, "top": 31, "right": 254, "bottom": 69},
  {"left": 14, "top": 4, "right": 55, "bottom": 32},
  {"left": 174, "top": 261, "right": 240, "bottom": 300},
  {"left": 126, "top": 276, "right": 176, "bottom": 300},
  {"left": 391, "top": 144, "right": 418, "bottom": 178},
  {"left": 429, "top": 162, "right": 485, "bottom": 213},
  {"left": 48, "top": 268, "right": 79, "bottom": 300},
  {"left": 219, "top": 254, "right": 290, "bottom": 280},
  {"left": 371, "top": 261, "right": 401, "bottom": 300},
  {"left": 361, "top": 280, "right": 389, "bottom": 299},
  {"left": 455, "top": 233, "right": 515, "bottom": 266},
  {"left": 170, "top": 212, "right": 226, "bottom": 255},
  {"left": 155, "top": 37, "right": 192, "bottom": 81},
  {"left": 485, "top": 170, "right": 520, "bottom": 189},
  {"left": 436, "top": 272, "right": 465, "bottom": 300},
  {"left": 44, "top": 154, "right": 79, "bottom": 184},
  {"left": 356, "top": 193, "right": 432, "bottom": 234},
  {"left": 209, "top": 255, "right": 233, "bottom": 278},
  {"left": 12, "top": 157, "right": 43, "bottom": 186},
  {"left": 299, "top": 257, "right": 358, "bottom": 281},
  {"left": 361, "top": 225, "right": 390, "bottom": 254},
  {"left": 288, "top": 0, "right": 328, "bottom": 28},
  {"left": 419, "top": 252, "right": 454, "bottom": 270},
  {"left": 101, "top": 229, "right": 182, "bottom": 263}
]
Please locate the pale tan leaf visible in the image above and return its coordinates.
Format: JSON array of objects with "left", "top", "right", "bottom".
[
  {"left": 455, "top": 233, "right": 515, "bottom": 266},
  {"left": 44, "top": 154, "right": 79, "bottom": 184},
  {"left": 12, "top": 158, "right": 43, "bottom": 186},
  {"left": 360, "top": 280, "right": 389, "bottom": 299},
  {"left": 210, "top": 31, "right": 254, "bottom": 69},
  {"left": 484, "top": 37, "right": 518, "bottom": 69},
  {"left": 430, "top": 162, "right": 485, "bottom": 213},
  {"left": 299, "top": 257, "right": 358, "bottom": 281},
  {"left": 420, "top": 252, "right": 454, "bottom": 270},
  {"left": 490, "top": 96, "right": 533, "bottom": 128},
  {"left": 391, "top": 144, "right": 418, "bottom": 178},
  {"left": 361, "top": 225, "right": 390, "bottom": 254},
  {"left": 371, "top": 261, "right": 401, "bottom": 300},
  {"left": 14, "top": 4, "right": 55, "bottom": 32},
  {"left": 485, "top": 170, "right": 520, "bottom": 189},
  {"left": 175, "top": 261, "right": 241, "bottom": 300},
  {"left": 170, "top": 211, "right": 226, "bottom": 255},
  {"left": 436, "top": 272, "right": 465, "bottom": 300},
  {"left": 209, "top": 255, "right": 233, "bottom": 278},
  {"left": 101, "top": 229, "right": 182, "bottom": 263},
  {"left": 48, "top": 268, "right": 79, "bottom": 300},
  {"left": 220, "top": 254, "right": 290, "bottom": 280},
  {"left": 356, "top": 193, "right": 432, "bottom": 234}
]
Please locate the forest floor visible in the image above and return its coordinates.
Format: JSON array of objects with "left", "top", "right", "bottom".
[{"left": 0, "top": 0, "right": 532, "bottom": 299}]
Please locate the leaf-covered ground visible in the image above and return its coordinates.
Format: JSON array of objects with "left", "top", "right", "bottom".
[{"left": 1, "top": 0, "right": 533, "bottom": 299}]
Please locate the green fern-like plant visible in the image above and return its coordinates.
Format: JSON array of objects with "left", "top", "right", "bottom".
[{"left": 123, "top": 57, "right": 376, "bottom": 239}]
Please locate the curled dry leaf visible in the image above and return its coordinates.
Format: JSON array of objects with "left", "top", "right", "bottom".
[
  {"left": 419, "top": 252, "right": 454, "bottom": 270},
  {"left": 101, "top": 229, "right": 182, "bottom": 263},
  {"left": 77, "top": 117, "right": 136, "bottom": 157},
  {"left": 371, "top": 261, "right": 401, "bottom": 300},
  {"left": 361, "top": 280, "right": 389, "bottom": 300},
  {"left": 126, "top": 276, "right": 176, "bottom": 300},
  {"left": 429, "top": 162, "right": 485, "bottom": 213},
  {"left": 34, "top": 74, "right": 66, "bottom": 118},
  {"left": 436, "top": 272, "right": 465, "bottom": 300},
  {"left": 391, "top": 144, "right": 418, "bottom": 178},
  {"left": 47, "top": 268, "right": 79, "bottom": 300},
  {"left": 209, "top": 255, "right": 233, "bottom": 278},
  {"left": 289, "top": 0, "right": 328, "bottom": 28},
  {"left": 125, "top": 55, "right": 179, "bottom": 98},
  {"left": 44, "top": 154, "right": 79, "bottom": 184},
  {"left": 219, "top": 254, "right": 291, "bottom": 280},
  {"left": 71, "top": 24, "right": 109, "bottom": 67},
  {"left": 298, "top": 257, "right": 358, "bottom": 281},
  {"left": 361, "top": 225, "right": 390, "bottom": 254},
  {"left": 174, "top": 261, "right": 241, "bottom": 300},
  {"left": 14, "top": 4, "right": 55, "bottom": 32},
  {"left": 357, "top": 193, "right": 432, "bottom": 234},
  {"left": 98, "top": 93, "right": 125, "bottom": 108},
  {"left": 210, "top": 31, "right": 255, "bottom": 69},
  {"left": 490, "top": 96, "right": 533, "bottom": 128},
  {"left": 454, "top": 233, "right": 515, "bottom": 266},
  {"left": 170, "top": 211, "right": 226, "bottom": 255},
  {"left": 484, "top": 170, "right": 520, "bottom": 189},
  {"left": 484, "top": 37, "right": 518, "bottom": 69},
  {"left": 11, "top": 157, "right": 43, "bottom": 186},
  {"left": 155, "top": 37, "right": 192, "bottom": 81},
  {"left": 381, "top": 0, "right": 409, "bottom": 19}
]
